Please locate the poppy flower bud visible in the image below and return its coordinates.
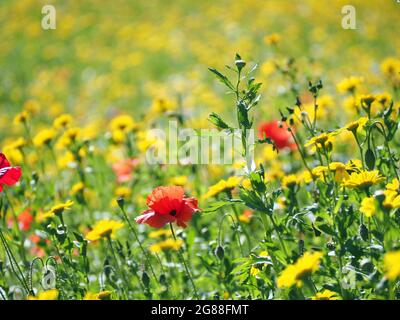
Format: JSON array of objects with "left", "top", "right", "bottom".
[
  {"left": 215, "top": 245, "right": 224, "bottom": 260},
  {"left": 359, "top": 223, "right": 369, "bottom": 241},
  {"left": 374, "top": 190, "right": 385, "bottom": 204},
  {"left": 235, "top": 59, "right": 246, "bottom": 71},
  {"left": 142, "top": 271, "right": 150, "bottom": 288},
  {"left": 327, "top": 241, "right": 335, "bottom": 250},
  {"left": 116, "top": 197, "right": 125, "bottom": 210}
]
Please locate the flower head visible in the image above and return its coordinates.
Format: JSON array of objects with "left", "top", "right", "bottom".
[
  {"left": 149, "top": 238, "right": 183, "bottom": 253},
  {"left": 202, "top": 176, "right": 241, "bottom": 200},
  {"left": 337, "top": 76, "right": 363, "bottom": 93},
  {"left": 86, "top": 219, "right": 124, "bottom": 241},
  {"left": 28, "top": 289, "right": 59, "bottom": 300},
  {"left": 277, "top": 252, "right": 323, "bottom": 288},
  {"left": 46, "top": 200, "right": 74, "bottom": 217},
  {"left": 83, "top": 291, "right": 112, "bottom": 300},
  {"left": 342, "top": 170, "right": 385, "bottom": 190},
  {"left": 33, "top": 128, "right": 57, "bottom": 147},
  {"left": 341, "top": 117, "right": 368, "bottom": 133},
  {"left": 136, "top": 186, "right": 200, "bottom": 228},
  {"left": 304, "top": 132, "right": 337, "bottom": 150},
  {"left": 258, "top": 120, "right": 295, "bottom": 150},
  {"left": 360, "top": 196, "right": 376, "bottom": 218},
  {"left": 384, "top": 250, "right": 400, "bottom": 280},
  {"left": 312, "top": 289, "right": 339, "bottom": 300}
]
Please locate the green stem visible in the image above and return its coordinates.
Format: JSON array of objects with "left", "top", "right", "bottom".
[
  {"left": 169, "top": 223, "right": 199, "bottom": 299},
  {"left": 119, "top": 206, "right": 158, "bottom": 281}
]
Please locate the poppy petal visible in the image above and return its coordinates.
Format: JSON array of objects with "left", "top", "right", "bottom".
[{"left": 135, "top": 209, "right": 174, "bottom": 228}]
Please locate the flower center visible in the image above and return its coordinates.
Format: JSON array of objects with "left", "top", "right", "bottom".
[{"left": 170, "top": 209, "right": 177, "bottom": 216}]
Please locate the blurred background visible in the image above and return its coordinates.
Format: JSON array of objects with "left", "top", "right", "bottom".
[{"left": 1, "top": 0, "right": 399, "bottom": 139}]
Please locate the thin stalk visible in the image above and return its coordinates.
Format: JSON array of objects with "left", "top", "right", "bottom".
[
  {"left": 118, "top": 205, "right": 158, "bottom": 281},
  {"left": 169, "top": 223, "right": 199, "bottom": 299}
]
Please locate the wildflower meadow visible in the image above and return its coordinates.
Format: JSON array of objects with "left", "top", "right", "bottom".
[{"left": 1, "top": 0, "right": 400, "bottom": 302}]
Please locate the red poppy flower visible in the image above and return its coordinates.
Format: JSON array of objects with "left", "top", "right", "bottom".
[
  {"left": 135, "top": 186, "right": 200, "bottom": 228},
  {"left": 0, "top": 153, "right": 22, "bottom": 192},
  {"left": 258, "top": 120, "right": 296, "bottom": 150}
]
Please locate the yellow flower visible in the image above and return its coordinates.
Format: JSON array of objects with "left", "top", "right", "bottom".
[
  {"left": 23, "top": 100, "right": 40, "bottom": 114},
  {"left": 202, "top": 176, "right": 242, "bottom": 200},
  {"left": 342, "top": 170, "right": 385, "bottom": 190},
  {"left": 360, "top": 197, "right": 376, "bottom": 218},
  {"left": 382, "top": 190, "right": 400, "bottom": 209},
  {"left": 149, "top": 238, "right": 183, "bottom": 253},
  {"left": 110, "top": 115, "right": 136, "bottom": 133},
  {"left": 86, "top": 220, "right": 124, "bottom": 242},
  {"left": 148, "top": 229, "right": 172, "bottom": 239},
  {"left": 281, "top": 174, "right": 299, "bottom": 188},
  {"left": 46, "top": 200, "right": 74, "bottom": 217},
  {"left": 250, "top": 266, "right": 261, "bottom": 276},
  {"left": 337, "top": 76, "right": 363, "bottom": 93},
  {"left": 150, "top": 98, "right": 176, "bottom": 114},
  {"left": 341, "top": 117, "right": 368, "bottom": 133},
  {"left": 259, "top": 251, "right": 269, "bottom": 258},
  {"left": 304, "top": 132, "right": 337, "bottom": 150},
  {"left": 28, "top": 289, "right": 59, "bottom": 300},
  {"left": 360, "top": 94, "right": 376, "bottom": 107},
  {"left": 3, "top": 139, "right": 26, "bottom": 165},
  {"left": 115, "top": 186, "right": 131, "bottom": 198},
  {"left": 263, "top": 33, "right": 280, "bottom": 45},
  {"left": 168, "top": 176, "right": 188, "bottom": 186},
  {"left": 381, "top": 57, "right": 400, "bottom": 77},
  {"left": 71, "top": 182, "right": 85, "bottom": 195},
  {"left": 136, "top": 130, "right": 164, "bottom": 153},
  {"left": 56, "top": 127, "right": 81, "bottom": 148},
  {"left": 312, "top": 289, "right": 339, "bottom": 300},
  {"left": 36, "top": 210, "right": 56, "bottom": 223},
  {"left": 54, "top": 114, "right": 73, "bottom": 129},
  {"left": 384, "top": 250, "right": 400, "bottom": 280},
  {"left": 33, "top": 128, "right": 57, "bottom": 147},
  {"left": 83, "top": 290, "right": 112, "bottom": 300},
  {"left": 311, "top": 162, "right": 353, "bottom": 183},
  {"left": 14, "top": 111, "right": 30, "bottom": 124},
  {"left": 277, "top": 252, "right": 323, "bottom": 288},
  {"left": 386, "top": 178, "right": 399, "bottom": 192},
  {"left": 330, "top": 162, "right": 350, "bottom": 182}
]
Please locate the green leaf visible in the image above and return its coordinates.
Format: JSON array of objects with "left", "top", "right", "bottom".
[
  {"left": 203, "top": 201, "right": 232, "bottom": 213},
  {"left": 315, "top": 221, "right": 335, "bottom": 236},
  {"left": 208, "top": 112, "right": 230, "bottom": 130},
  {"left": 208, "top": 68, "right": 235, "bottom": 90}
]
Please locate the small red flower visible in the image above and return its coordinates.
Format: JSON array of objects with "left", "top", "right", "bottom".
[
  {"left": 0, "top": 153, "right": 22, "bottom": 192},
  {"left": 18, "top": 208, "right": 33, "bottom": 231},
  {"left": 258, "top": 120, "right": 296, "bottom": 150},
  {"left": 112, "top": 158, "right": 140, "bottom": 183},
  {"left": 135, "top": 186, "right": 200, "bottom": 228}
]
